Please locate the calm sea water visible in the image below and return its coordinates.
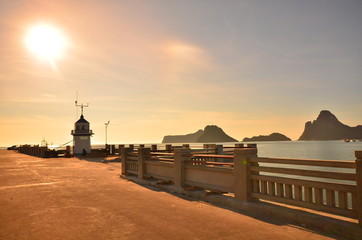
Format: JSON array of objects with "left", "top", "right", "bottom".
[{"left": 241, "top": 140, "right": 362, "bottom": 161}]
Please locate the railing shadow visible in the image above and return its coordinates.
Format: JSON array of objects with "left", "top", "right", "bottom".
[{"left": 122, "top": 174, "right": 360, "bottom": 240}]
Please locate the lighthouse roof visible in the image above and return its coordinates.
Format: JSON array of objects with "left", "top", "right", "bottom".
[{"left": 76, "top": 115, "right": 89, "bottom": 124}]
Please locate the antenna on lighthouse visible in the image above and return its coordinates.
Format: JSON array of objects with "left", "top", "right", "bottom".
[
  {"left": 76, "top": 103, "right": 89, "bottom": 116},
  {"left": 75, "top": 91, "right": 89, "bottom": 117},
  {"left": 75, "top": 91, "right": 78, "bottom": 119}
]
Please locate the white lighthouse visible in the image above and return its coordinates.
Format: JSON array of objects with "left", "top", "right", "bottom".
[{"left": 71, "top": 113, "right": 93, "bottom": 155}]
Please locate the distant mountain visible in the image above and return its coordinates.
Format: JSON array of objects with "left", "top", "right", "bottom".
[
  {"left": 298, "top": 110, "right": 362, "bottom": 140},
  {"left": 196, "top": 125, "right": 238, "bottom": 143},
  {"left": 243, "top": 133, "right": 291, "bottom": 142},
  {"left": 162, "top": 125, "right": 238, "bottom": 143},
  {"left": 162, "top": 130, "right": 204, "bottom": 143}
]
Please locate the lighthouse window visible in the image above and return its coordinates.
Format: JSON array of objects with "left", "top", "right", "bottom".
[
  {"left": 82, "top": 126, "right": 85, "bottom": 130},
  {"left": 76, "top": 126, "right": 80, "bottom": 130},
  {"left": 80, "top": 136, "right": 88, "bottom": 140}
]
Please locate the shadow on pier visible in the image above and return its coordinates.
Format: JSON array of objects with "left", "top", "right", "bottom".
[{"left": 124, "top": 174, "right": 355, "bottom": 240}]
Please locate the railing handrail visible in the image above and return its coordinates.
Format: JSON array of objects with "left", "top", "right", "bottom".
[
  {"left": 193, "top": 154, "right": 234, "bottom": 159},
  {"left": 150, "top": 152, "right": 174, "bottom": 156},
  {"left": 250, "top": 165, "right": 356, "bottom": 181},
  {"left": 250, "top": 156, "right": 355, "bottom": 168}
]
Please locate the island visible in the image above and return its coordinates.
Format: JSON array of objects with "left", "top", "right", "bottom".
[
  {"left": 162, "top": 130, "right": 204, "bottom": 143},
  {"left": 162, "top": 125, "right": 238, "bottom": 143},
  {"left": 243, "top": 133, "right": 291, "bottom": 142},
  {"left": 298, "top": 110, "right": 362, "bottom": 140},
  {"left": 196, "top": 125, "right": 238, "bottom": 143}
]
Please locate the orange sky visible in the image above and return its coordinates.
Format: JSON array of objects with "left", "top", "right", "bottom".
[{"left": 1, "top": 1, "right": 361, "bottom": 146}]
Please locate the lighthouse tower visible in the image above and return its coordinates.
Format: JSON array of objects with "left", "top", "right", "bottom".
[{"left": 71, "top": 113, "right": 93, "bottom": 155}]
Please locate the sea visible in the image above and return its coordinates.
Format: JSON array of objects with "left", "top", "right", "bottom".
[{"left": 237, "top": 140, "right": 362, "bottom": 161}]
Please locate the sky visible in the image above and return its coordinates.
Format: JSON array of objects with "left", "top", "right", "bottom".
[{"left": 0, "top": 0, "right": 361, "bottom": 146}]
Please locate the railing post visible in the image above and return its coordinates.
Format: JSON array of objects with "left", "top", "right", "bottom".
[
  {"left": 105, "top": 144, "right": 110, "bottom": 154},
  {"left": 40, "top": 147, "right": 45, "bottom": 158},
  {"left": 138, "top": 147, "right": 150, "bottom": 179},
  {"left": 111, "top": 145, "right": 116, "bottom": 155},
  {"left": 121, "top": 147, "right": 132, "bottom": 176},
  {"left": 215, "top": 144, "right": 223, "bottom": 162},
  {"left": 129, "top": 144, "right": 134, "bottom": 151},
  {"left": 247, "top": 143, "right": 257, "bottom": 148},
  {"left": 36, "top": 146, "right": 40, "bottom": 157},
  {"left": 355, "top": 151, "right": 362, "bottom": 226},
  {"left": 166, "top": 144, "right": 172, "bottom": 152},
  {"left": 151, "top": 144, "right": 157, "bottom": 151},
  {"left": 65, "top": 146, "right": 71, "bottom": 157},
  {"left": 233, "top": 148, "right": 258, "bottom": 201},
  {"left": 235, "top": 143, "right": 245, "bottom": 148},
  {"left": 215, "top": 144, "right": 223, "bottom": 154},
  {"left": 118, "top": 145, "right": 125, "bottom": 154},
  {"left": 30, "top": 146, "right": 34, "bottom": 156},
  {"left": 174, "top": 148, "right": 191, "bottom": 191}
]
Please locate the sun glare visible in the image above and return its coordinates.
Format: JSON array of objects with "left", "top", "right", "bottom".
[{"left": 25, "top": 24, "right": 67, "bottom": 61}]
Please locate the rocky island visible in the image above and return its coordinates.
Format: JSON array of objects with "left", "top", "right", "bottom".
[
  {"left": 162, "top": 130, "right": 204, "bottom": 143},
  {"left": 243, "top": 133, "right": 291, "bottom": 142},
  {"left": 298, "top": 110, "right": 362, "bottom": 140},
  {"left": 162, "top": 125, "right": 238, "bottom": 143},
  {"left": 196, "top": 125, "right": 238, "bottom": 143}
]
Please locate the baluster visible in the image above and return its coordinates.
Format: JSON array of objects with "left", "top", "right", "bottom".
[
  {"left": 285, "top": 184, "right": 293, "bottom": 199},
  {"left": 326, "top": 189, "right": 335, "bottom": 207},
  {"left": 260, "top": 180, "right": 267, "bottom": 194},
  {"left": 295, "top": 185, "right": 303, "bottom": 201},
  {"left": 315, "top": 188, "right": 323, "bottom": 205},
  {"left": 305, "top": 187, "right": 313, "bottom": 203},
  {"left": 276, "top": 183, "right": 284, "bottom": 197},
  {"left": 267, "top": 181, "right": 275, "bottom": 195},
  {"left": 338, "top": 191, "right": 347, "bottom": 209}
]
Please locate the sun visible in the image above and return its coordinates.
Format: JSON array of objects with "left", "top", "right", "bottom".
[{"left": 25, "top": 23, "right": 67, "bottom": 61}]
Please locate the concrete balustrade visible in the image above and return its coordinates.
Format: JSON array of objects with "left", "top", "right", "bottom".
[
  {"left": 17, "top": 145, "right": 54, "bottom": 158},
  {"left": 121, "top": 145, "right": 362, "bottom": 226}
]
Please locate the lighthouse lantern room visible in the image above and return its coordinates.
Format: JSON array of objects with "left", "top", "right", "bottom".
[{"left": 71, "top": 104, "right": 93, "bottom": 155}]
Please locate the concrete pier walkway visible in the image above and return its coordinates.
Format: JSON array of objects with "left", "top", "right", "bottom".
[{"left": 0, "top": 150, "right": 337, "bottom": 239}]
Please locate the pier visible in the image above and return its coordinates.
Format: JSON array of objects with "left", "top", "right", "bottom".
[
  {"left": 0, "top": 149, "right": 342, "bottom": 240},
  {"left": 2, "top": 146, "right": 362, "bottom": 239}
]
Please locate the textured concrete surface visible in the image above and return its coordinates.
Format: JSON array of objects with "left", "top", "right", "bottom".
[{"left": 0, "top": 150, "right": 339, "bottom": 240}]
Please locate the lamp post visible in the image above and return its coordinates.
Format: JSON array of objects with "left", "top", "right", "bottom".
[{"left": 105, "top": 121, "right": 110, "bottom": 148}]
